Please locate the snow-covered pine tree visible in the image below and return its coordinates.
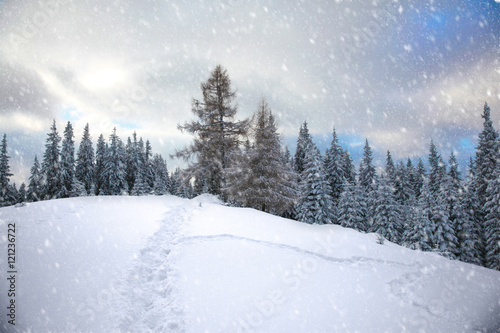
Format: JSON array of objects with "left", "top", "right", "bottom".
[
  {"left": 473, "top": 102, "right": 499, "bottom": 209},
  {"left": 338, "top": 180, "right": 367, "bottom": 232},
  {"left": 144, "top": 140, "right": 154, "bottom": 190},
  {"left": 359, "top": 139, "right": 377, "bottom": 228},
  {"left": 484, "top": 165, "right": 500, "bottom": 270},
  {"left": 132, "top": 168, "right": 148, "bottom": 196},
  {"left": 406, "top": 158, "right": 417, "bottom": 194},
  {"left": 428, "top": 140, "right": 446, "bottom": 195},
  {"left": 70, "top": 177, "right": 87, "bottom": 197},
  {"left": 125, "top": 134, "right": 139, "bottom": 194},
  {"left": 430, "top": 168, "right": 459, "bottom": 259},
  {"left": 169, "top": 168, "right": 186, "bottom": 198},
  {"left": 75, "top": 123, "right": 94, "bottom": 195},
  {"left": 414, "top": 158, "right": 426, "bottom": 199},
  {"left": 444, "top": 152, "right": 462, "bottom": 258},
  {"left": 324, "top": 128, "right": 346, "bottom": 207},
  {"left": 102, "top": 128, "right": 127, "bottom": 195},
  {"left": 16, "top": 183, "right": 25, "bottom": 204},
  {"left": 59, "top": 122, "right": 75, "bottom": 198},
  {"left": 26, "top": 156, "right": 42, "bottom": 202},
  {"left": 294, "top": 122, "right": 313, "bottom": 176},
  {"left": 176, "top": 65, "right": 249, "bottom": 201},
  {"left": 385, "top": 151, "right": 396, "bottom": 184},
  {"left": 94, "top": 134, "right": 107, "bottom": 195},
  {"left": 405, "top": 179, "right": 434, "bottom": 251},
  {"left": 226, "top": 99, "right": 298, "bottom": 215},
  {"left": 342, "top": 150, "right": 356, "bottom": 185},
  {"left": 455, "top": 181, "right": 482, "bottom": 265},
  {"left": 151, "top": 154, "right": 169, "bottom": 195},
  {"left": 394, "top": 161, "right": 414, "bottom": 206},
  {"left": 371, "top": 177, "right": 402, "bottom": 243},
  {"left": 472, "top": 103, "right": 500, "bottom": 266},
  {"left": 0, "top": 134, "right": 13, "bottom": 206},
  {"left": 297, "top": 140, "right": 333, "bottom": 224},
  {"left": 6, "top": 183, "right": 18, "bottom": 206},
  {"left": 137, "top": 138, "right": 149, "bottom": 193},
  {"left": 359, "top": 139, "right": 377, "bottom": 191},
  {"left": 41, "top": 120, "right": 62, "bottom": 200}
]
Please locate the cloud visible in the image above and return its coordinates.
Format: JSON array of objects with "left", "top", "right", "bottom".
[{"left": 0, "top": 0, "right": 499, "bottom": 182}]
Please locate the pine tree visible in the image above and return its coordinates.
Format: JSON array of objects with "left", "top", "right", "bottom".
[
  {"left": 405, "top": 180, "right": 434, "bottom": 251},
  {"left": 432, "top": 191, "right": 458, "bottom": 259},
  {"left": 176, "top": 65, "right": 249, "bottom": 200},
  {"left": 444, "top": 152, "right": 462, "bottom": 258},
  {"left": 94, "top": 134, "right": 107, "bottom": 195},
  {"left": 294, "top": 122, "right": 313, "bottom": 176},
  {"left": 428, "top": 141, "right": 447, "bottom": 195},
  {"left": 371, "top": 177, "right": 402, "bottom": 243},
  {"left": 456, "top": 182, "right": 482, "bottom": 265},
  {"left": 0, "top": 134, "right": 13, "bottom": 206},
  {"left": 359, "top": 139, "right": 377, "bottom": 228},
  {"left": 472, "top": 102, "right": 500, "bottom": 267},
  {"left": 151, "top": 154, "right": 169, "bottom": 195},
  {"left": 385, "top": 151, "right": 396, "bottom": 183},
  {"left": 125, "top": 134, "right": 138, "bottom": 194},
  {"left": 394, "top": 161, "right": 414, "bottom": 206},
  {"left": 59, "top": 122, "right": 75, "bottom": 198},
  {"left": 17, "top": 183, "right": 26, "bottom": 203},
  {"left": 27, "top": 156, "right": 42, "bottom": 202},
  {"left": 359, "top": 139, "right": 377, "bottom": 191},
  {"left": 226, "top": 100, "right": 298, "bottom": 215},
  {"left": 484, "top": 165, "right": 500, "bottom": 270},
  {"left": 102, "top": 128, "right": 127, "bottom": 195},
  {"left": 6, "top": 183, "right": 18, "bottom": 206},
  {"left": 41, "top": 120, "right": 62, "bottom": 200},
  {"left": 338, "top": 181, "right": 367, "bottom": 231},
  {"left": 144, "top": 140, "right": 154, "bottom": 190},
  {"left": 324, "top": 128, "right": 346, "bottom": 206},
  {"left": 132, "top": 168, "right": 148, "bottom": 196},
  {"left": 414, "top": 158, "right": 426, "bottom": 198},
  {"left": 342, "top": 150, "right": 356, "bottom": 185},
  {"left": 297, "top": 140, "right": 333, "bottom": 224},
  {"left": 474, "top": 102, "right": 500, "bottom": 207},
  {"left": 75, "top": 124, "right": 94, "bottom": 195}
]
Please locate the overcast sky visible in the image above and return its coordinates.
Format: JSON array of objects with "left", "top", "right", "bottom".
[{"left": 0, "top": 0, "right": 499, "bottom": 183}]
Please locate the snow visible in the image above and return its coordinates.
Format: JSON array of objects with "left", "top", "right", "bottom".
[{"left": 1, "top": 195, "right": 500, "bottom": 332}]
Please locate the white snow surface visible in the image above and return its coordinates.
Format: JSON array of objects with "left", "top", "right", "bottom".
[{"left": 1, "top": 195, "right": 499, "bottom": 332}]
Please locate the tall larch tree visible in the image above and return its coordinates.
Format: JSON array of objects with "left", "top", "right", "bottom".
[{"left": 176, "top": 65, "right": 249, "bottom": 201}]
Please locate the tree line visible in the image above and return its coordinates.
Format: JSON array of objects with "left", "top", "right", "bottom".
[
  {"left": 0, "top": 65, "right": 498, "bottom": 271},
  {"left": 173, "top": 65, "right": 500, "bottom": 271}
]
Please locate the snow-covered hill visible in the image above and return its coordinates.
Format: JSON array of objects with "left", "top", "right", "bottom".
[{"left": 1, "top": 195, "right": 499, "bottom": 332}]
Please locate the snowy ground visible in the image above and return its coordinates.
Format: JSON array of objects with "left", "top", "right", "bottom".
[{"left": 1, "top": 195, "right": 499, "bottom": 332}]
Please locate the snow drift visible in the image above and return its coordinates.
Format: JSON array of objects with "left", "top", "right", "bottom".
[{"left": 1, "top": 195, "right": 499, "bottom": 332}]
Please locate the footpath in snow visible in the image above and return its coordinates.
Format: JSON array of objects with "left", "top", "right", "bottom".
[{"left": 1, "top": 195, "right": 499, "bottom": 332}]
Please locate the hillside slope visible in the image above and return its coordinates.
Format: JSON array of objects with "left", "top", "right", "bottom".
[{"left": 1, "top": 195, "right": 499, "bottom": 332}]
